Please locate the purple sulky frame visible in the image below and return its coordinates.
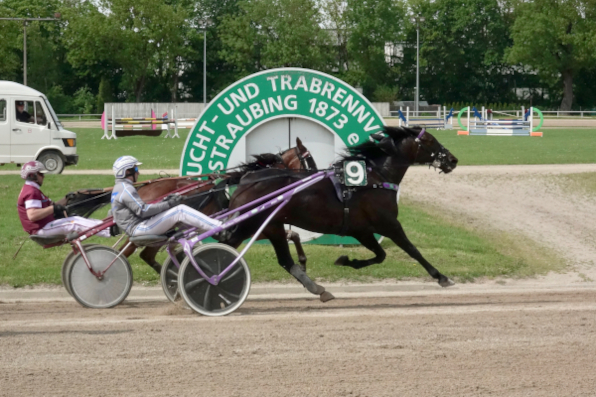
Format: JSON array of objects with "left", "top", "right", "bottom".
[{"left": 166, "top": 170, "right": 333, "bottom": 286}]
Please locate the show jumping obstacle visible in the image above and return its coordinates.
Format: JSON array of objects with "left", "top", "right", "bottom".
[
  {"left": 457, "top": 106, "right": 543, "bottom": 137},
  {"left": 397, "top": 106, "right": 454, "bottom": 130},
  {"left": 101, "top": 106, "right": 185, "bottom": 139}
]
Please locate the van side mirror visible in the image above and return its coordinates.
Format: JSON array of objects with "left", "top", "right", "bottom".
[{"left": 47, "top": 122, "right": 51, "bottom": 129}]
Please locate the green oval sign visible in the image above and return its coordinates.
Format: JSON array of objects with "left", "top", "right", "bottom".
[{"left": 180, "top": 68, "right": 385, "bottom": 175}]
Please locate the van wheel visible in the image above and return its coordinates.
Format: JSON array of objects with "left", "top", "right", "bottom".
[{"left": 38, "top": 151, "right": 65, "bottom": 174}]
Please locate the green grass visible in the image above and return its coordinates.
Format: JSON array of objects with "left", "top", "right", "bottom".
[
  {"left": 64, "top": 128, "right": 596, "bottom": 171},
  {"left": 430, "top": 128, "right": 596, "bottom": 165},
  {"left": 70, "top": 128, "right": 190, "bottom": 170},
  {"left": 0, "top": 174, "right": 562, "bottom": 287}
]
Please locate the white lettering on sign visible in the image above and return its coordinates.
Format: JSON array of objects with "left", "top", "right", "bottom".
[
  {"left": 249, "top": 103, "right": 264, "bottom": 119},
  {"left": 332, "top": 88, "right": 346, "bottom": 105},
  {"left": 198, "top": 120, "right": 215, "bottom": 134},
  {"left": 348, "top": 133, "right": 359, "bottom": 145},
  {"left": 281, "top": 75, "right": 292, "bottom": 91},
  {"left": 321, "top": 82, "right": 335, "bottom": 99},
  {"left": 345, "top": 161, "right": 365, "bottom": 185},
  {"left": 245, "top": 83, "right": 259, "bottom": 99},
  {"left": 294, "top": 75, "right": 308, "bottom": 91},
  {"left": 236, "top": 109, "right": 252, "bottom": 126},
  {"left": 183, "top": 69, "right": 385, "bottom": 176},
  {"left": 284, "top": 95, "right": 298, "bottom": 111},
  {"left": 267, "top": 76, "right": 279, "bottom": 92},
  {"left": 209, "top": 160, "right": 224, "bottom": 171},
  {"left": 310, "top": 78, "right": 322, "bottom": 94},
  {"left": 227, "top": 123, "right": 243, "bottom": 139},
  {"left": 216, "top": 135, "right": 233, "bottom": 150},
  {"left": 269, "top": 96, "right": 283, "bottom": 112}
]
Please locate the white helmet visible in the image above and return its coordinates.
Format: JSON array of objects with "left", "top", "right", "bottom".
[
  {"left": 21, "top": 161, "right": 48, "bottom": 180},
  {"left": 113, "top": 156, "right": 142, "bottom": 178}
]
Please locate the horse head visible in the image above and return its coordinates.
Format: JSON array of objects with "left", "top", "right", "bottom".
[
  {"left": 380, "top": 126, "right": 458, "bottom": 174},
  {"left": 279, "top": 137, "right": 317, "bottom": 171},
  {"left": 61, "top": 188, "right": 113, "bottom": 218}
]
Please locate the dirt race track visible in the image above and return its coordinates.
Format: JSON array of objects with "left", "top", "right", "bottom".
[
  {"left": 2, "top": 164, "right": 596, "bottom": 396},
  {"left": 1, "top": 289, "right": 595, "bottom": 397}
]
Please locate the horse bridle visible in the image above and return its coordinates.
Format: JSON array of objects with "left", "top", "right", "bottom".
[
  {"left": 414, "top": 129, "right": 450, "bottom": 170},
  {"left": 279, "top": 147, "right": 314, "bottom": 170},
  {"left": 294, "top": 147, "right": 314, "bottom": 170}
]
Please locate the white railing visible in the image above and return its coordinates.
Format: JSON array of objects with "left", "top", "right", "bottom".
[
  {"left": 541, "top": 111, "right": 596, "bottom": 118},
  {"left": 57, "top": 114, "right": 103, "bottom": 120}
]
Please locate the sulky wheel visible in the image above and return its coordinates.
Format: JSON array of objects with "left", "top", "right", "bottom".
[
  {"left": 61, "top": 244, "right": 100, "bottom": 297},
  {"left": 160, "top": 248, "right": 187, "bottom": 303},
  {"left": 178, "top": 243, "right": 250, "bottom": 317},
  {"left": 68, "top": 245, "right": 133, "bottom": 309}
]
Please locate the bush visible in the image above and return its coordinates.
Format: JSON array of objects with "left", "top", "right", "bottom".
[
  {"left": 72, "top": 86, "right": 96, "bottom": 114},
  {"left": 372, "top": 85, "right": 398, "bottom": 103},
  {"left": 45, "top": 85, "right": 74, "bottom": 114}
]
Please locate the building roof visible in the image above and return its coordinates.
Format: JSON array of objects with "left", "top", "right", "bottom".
[{"left": 0, "top": 81, "right": 44, "bottom": 97}]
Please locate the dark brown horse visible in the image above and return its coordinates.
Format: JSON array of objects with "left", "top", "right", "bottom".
[
  {"left": 224, "top": 126, "right": 458, "bottom": 300},
  {"left": 61, "top": 138, "right": 317, "bottom": 273}
]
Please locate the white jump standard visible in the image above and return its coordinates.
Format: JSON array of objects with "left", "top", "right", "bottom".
[{"left": 457, "top": 106, "right": 544, "bottom": 137}]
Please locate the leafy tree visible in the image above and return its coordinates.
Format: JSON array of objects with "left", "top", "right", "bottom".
[
  {"left": 373, "top": 84, "right": 399, "bottom": 102},
  {"left": 507, "top": 0, "right": 596, "bottom": 110},
  {"left": 407, "top": 0, "right": 515, "bottom": 105},
  {"left": 45, "top": 85, "right": 73, "bottom": 113},
  {"left": 219, "top": 0, "right": 333, "bottom": 77},
  {"left": 72, "top": 86, "right": 95, "bottom": 114},
  {"left": 63, "top": 0, "right": 188, "bottom": 102},
  {"left": 96, "top": 77, "right": 113, "bottom": 113},
  {"left": 345, "top": 0, "right": 406, "bottom": 98}
]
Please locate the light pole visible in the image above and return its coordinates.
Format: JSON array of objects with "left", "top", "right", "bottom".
[
  {"left": 200, "top": 19, "right": 212, "bottom": 107},
  {"left": 410, "top": 15, "right": 425, "bottom": 114},
  {"left": 0, "top": 14, "right": 61, "bottom": 86}
]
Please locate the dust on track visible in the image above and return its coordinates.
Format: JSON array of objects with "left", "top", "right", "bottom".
[
  {"left": 3, "top": 164, "right": 596, "bottom": 396},
  {"left": 1, "top": 291, "right": 596, "bottom": 397}
]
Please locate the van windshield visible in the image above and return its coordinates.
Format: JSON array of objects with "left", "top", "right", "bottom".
[{"left": 42, "top": 96, "right": 63, "bottom": 130}]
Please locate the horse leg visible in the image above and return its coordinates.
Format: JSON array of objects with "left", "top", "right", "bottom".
[
  {"left": 286, "top": 229, "right": 307, "bottom": 272},
  {"left": 384, "top": 220, "right": 454, "bottom": 287},
  {"left": 334, "top": 233, "right": 386, "bottom": 269},
  {"left": 251, "top": 229, "right": 307, "bottom": 271},
  {"left": 139, "top": 246, "right": 163, "bottom": 274},
  {"left": 264, "top": 223, "right": 334, "bottom": 302},
  {"left": 119, "top": 239, "right": 137, "bottom": 258}
]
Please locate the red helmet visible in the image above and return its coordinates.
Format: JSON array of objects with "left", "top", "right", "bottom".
[{"left": 21, "top": 161, "right": 48, "bottom": 180}]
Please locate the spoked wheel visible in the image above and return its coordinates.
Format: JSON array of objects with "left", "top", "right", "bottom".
[
  {"left": 61, "top": 244, "right": 100, "bottom": 297},
  {"left": 68, "top": 245, "right": 133, "bottom": 309},
  {"left": 160, "top": 249, "right": 187, "bottom": 303},
  {"left": 178, "top": 243, "right": 250, "bottom": 317}
]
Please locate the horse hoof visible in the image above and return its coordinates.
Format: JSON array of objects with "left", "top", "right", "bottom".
[
  {"left": 320, "top": 291, "right": 335, "bottom": 302},
  {"left": 439, "top": 277, "right": 455, "bottom": 287},
  {"left": 312, "top": 284, "right": 326, "bottom": 295},
  {"left": 334, "top": 255, "right": 349, "bottom": 266},
  {"left": 298, "top": 263, "right": 307, "bottom": 273}
]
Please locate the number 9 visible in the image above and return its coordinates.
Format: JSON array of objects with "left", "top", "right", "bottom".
[{"left": 346, "top": 162, "right": 364, "bottom": 185}]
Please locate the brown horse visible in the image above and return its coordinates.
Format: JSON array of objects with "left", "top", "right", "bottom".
[
  {"left": 224, "top": 126, "right": 458, "bottom": 301},
  {"left": 62, "top": 138, "right": 316, "bottom": 273}
]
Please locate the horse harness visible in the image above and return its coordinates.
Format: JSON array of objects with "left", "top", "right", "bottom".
[{"left": 330, "top": 161, "right": 399, "bottom": 236}]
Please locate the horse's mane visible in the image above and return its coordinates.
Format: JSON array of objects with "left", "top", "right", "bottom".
[
  {"left": 226, "top": 153, "right": 284, "bottom": 179},
  {"left": 341, "top": 126, "right": 422, "bottom": 161}
]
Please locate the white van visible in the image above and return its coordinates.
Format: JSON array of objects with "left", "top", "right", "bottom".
[{"left": 0, "top": 81, "right": 77, "bottom": 174}]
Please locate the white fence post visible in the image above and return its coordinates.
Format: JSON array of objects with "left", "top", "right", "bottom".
[{"left": 111, "top": 105, "right": 116, "bottom": 140}]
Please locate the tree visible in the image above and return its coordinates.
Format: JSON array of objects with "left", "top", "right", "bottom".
[
  {"left": 344, "top": 0, "right": 405, "bottom": 98},
  {"left": 507, "top": 0, "right": 596, "bottom": 110},
  {"left": 219, "top": 0, "right": 333, "bottom": 77},
  {"left": 406, "top": 0, "right": 515, "bottom": 105},
  {"left": 63, "top": 0, "right": 188, "bottom": 102}
]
